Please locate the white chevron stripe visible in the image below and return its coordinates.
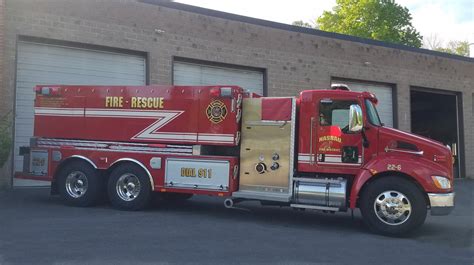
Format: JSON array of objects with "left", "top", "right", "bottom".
[
  {"left": 35, "top": 108, "right": 84, "bottom": 116},
  {"left": 34, "top": 107, "right": 236, "bottom": 144}
]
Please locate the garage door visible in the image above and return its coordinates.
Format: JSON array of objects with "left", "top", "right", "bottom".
[
  {"left": 173, "top": 61, "right": 264, "bottom": 95},
  {"left": 332, "top": 80, "right": 394, "bottom": 127},
  {"left": 14, "top": 42, "right": 146, "bottom": 186}
]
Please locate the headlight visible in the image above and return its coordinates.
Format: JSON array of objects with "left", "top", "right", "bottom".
[{"left": 431, "top": 176, "right": 452, "bottom": 189}]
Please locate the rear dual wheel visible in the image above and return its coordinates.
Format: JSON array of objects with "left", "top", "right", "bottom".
[
  {"left": 107, "top": 164, "right": 152, "bottom": 211},
  {"left": 57, "top": 160, "right": 102, "bottom": 207}
]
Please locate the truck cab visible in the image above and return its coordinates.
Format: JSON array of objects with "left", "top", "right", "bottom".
[{"left": 300, "top": 87, "right": 455, "bottom": 233}]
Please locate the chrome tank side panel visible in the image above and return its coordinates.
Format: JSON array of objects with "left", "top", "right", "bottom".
[{"left": 236, "top": 98, "right": 294, "bottom": 197}]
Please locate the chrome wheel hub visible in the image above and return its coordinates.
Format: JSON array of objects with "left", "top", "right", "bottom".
[
  {"left": 65, "top": 171, "right": 88, "bottom": 198},
  {"left": 116, "top": 173, "right": 141, "bottom": 202},
  {"left": 374, "top": 190, "right": 412, "bottom": 225}
]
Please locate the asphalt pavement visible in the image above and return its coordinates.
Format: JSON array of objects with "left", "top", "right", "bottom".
[{"left": 0, "top": 179, "right": 472, "bottom": 265}]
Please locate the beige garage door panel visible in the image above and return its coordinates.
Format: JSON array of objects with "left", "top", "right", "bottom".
[
  {"left": 14, "top": 42, "right": 146, "bottom": 186},
  {"left": 173, "top": 61, "right": 264, "bottom": 95},
  {"left": 332, "top": 80, "right": 394, "bottom": 128}
]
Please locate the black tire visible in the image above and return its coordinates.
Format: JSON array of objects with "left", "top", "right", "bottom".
[
  {"left": 360, "top": 176, "right": 427, "bottom": 236},
  {"left": 107, "top": 163, "right": 152, "bottom": 211},
  {"left": 57, "top": 160, "right": 102, "bottom": 207},
  {"left": 161, "top": 192, "right": 193, "bottom": 202}
]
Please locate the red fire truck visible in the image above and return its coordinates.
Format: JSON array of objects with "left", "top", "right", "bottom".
[{"left": 16, "top": 84, "right": 454, "bottom": 235}]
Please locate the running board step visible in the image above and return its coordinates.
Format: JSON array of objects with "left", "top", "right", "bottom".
[
  {"left": 232, "top": 190, "right": 291, "bottom": 202},
  {"left": 290, "top": 204, "right": 339, "bottom": 211}
]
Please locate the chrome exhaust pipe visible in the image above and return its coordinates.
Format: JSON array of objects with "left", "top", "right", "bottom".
[{"left": 224, "top": 198, "right": 234, "bottom": 208}]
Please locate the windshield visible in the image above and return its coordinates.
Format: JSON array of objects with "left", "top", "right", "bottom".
[{"left": 365, "top": 99, "right": 382, "bottom": 126}]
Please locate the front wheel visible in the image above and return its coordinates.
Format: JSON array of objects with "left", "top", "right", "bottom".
[
  {"left": 360, "top": 177, "right": 427, "bottom": 236},
  {"left": 107, "top": 163, "right": 152, "bottom": 211}
]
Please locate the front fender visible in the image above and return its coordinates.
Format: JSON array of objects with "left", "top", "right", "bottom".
[{"left": 349, "top": 154, "right": 450, "bottom": 209}]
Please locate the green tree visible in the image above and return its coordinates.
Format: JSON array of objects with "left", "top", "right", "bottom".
[
  {"left": 317, "top": 0, "right": 422, "bottom": 47},
  {"left": 0, "top": 112, "right": 12, "bottom": 168},
  {"left": 435, "top": 41, "right": 470, "bottom": 57},
  {"left": 292, "top": 20, "right": 316, "bottom": 29}
]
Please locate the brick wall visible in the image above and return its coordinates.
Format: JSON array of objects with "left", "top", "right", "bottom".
[
  {"left": 1, "top": 0, "right": 473, "bottom": 188},
  {"left": 0, "top": 0, "right": 11, "bottom": 190}
]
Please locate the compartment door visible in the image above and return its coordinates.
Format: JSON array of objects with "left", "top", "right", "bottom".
[{"left": 235, "top": 97, "right": 295, "bottom": 201}]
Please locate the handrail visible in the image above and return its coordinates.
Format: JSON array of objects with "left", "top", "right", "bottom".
[
  {"left": 384, "top": 147, "right": 424, "bottom": 156},
  {"left": 309, "top": 117, "right": 315, "bottom": 165}
]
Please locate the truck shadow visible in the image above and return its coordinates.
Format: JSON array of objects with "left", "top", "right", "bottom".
[
  {"left": 17, "top": 188, "right": 471, "bottom": 248},
  {"left": 148, "top": 196, "right": 473, "bottom": 248},
  {"left": 149, "top": 196, "right": 366, "bottom": 233}
]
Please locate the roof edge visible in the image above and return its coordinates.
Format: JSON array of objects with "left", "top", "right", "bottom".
[{"left": 140, "top": 0, "right": 474, "bottom": 63}]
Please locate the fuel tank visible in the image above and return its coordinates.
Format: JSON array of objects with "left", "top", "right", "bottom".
[{"left": 293, "top": 178, "right": 347, "bottom": 210}]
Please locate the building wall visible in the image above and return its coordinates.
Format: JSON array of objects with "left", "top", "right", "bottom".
[
  {"left": 2, "top": 0, "right": 473, "bottom": 188},
  {"left": 0, "top": 0, "right": 11, "bottom": 190}
]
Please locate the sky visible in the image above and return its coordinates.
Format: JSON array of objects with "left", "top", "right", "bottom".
[{"left": 174, "top": 0, "right": 474, "bottom": 52}]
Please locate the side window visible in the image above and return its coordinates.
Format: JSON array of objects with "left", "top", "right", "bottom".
[{"left": 319, "top": 100, "right": 359, "bottom": 132}]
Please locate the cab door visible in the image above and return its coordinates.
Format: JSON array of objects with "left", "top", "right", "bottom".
[{"left": 314, "top": 98, "right": 363, "bottom": 169}]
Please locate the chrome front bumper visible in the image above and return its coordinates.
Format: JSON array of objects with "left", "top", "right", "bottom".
[{"left": 428, "top": 192, "right": 455, "bottom": 216}]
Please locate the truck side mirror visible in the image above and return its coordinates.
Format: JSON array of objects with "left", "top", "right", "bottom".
[{"left": 349, "top": 104, "right": 363, "bottom": 132}]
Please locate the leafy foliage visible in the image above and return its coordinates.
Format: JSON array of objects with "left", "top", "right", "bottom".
[
  {"left": 434, "top": 41, "right": 470, "bottom": 57},
  {"left": 424, "top": 34, "right": 470, "bottom": 56},
  {"left": 292, "top": 20, "right": 316, "bottom": 29},
  {"left": 317, "top": 0, "right": 422, "bottom": 47},
  {"left": 0, "top": 112, "right": 12, "bottom": 168}
]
